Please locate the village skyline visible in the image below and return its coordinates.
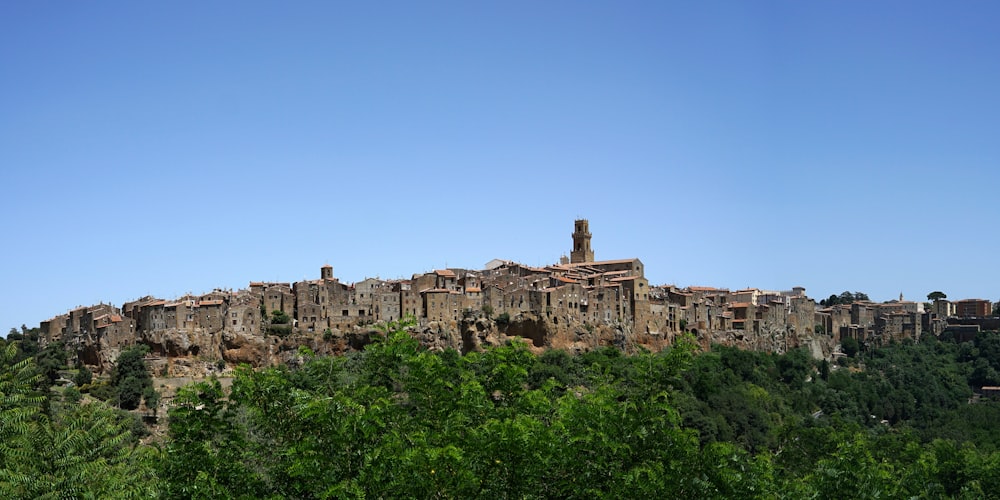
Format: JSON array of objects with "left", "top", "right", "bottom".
[{"left": 4, "top": 2, "right": 999, "bottom": 330}]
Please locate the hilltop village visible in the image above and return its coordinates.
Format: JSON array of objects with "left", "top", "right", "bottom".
[{"left": 36, "top": 220, "right": 997, "bottom": 375}]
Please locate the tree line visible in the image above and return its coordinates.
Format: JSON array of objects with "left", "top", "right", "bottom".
[
  {"left": 5, "top": 321, "right": 1000, "bottom": 497},
  {"left": 818, "top": 291, "right": 871, "bottom": 306}
]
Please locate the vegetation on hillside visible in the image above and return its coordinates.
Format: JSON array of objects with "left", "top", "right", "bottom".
[
  {"left": 6, "top": 320, "right": 1000, "bottom": 497},
  {"left": 818, "top": 290, "right": 871, "bottom": 306}
]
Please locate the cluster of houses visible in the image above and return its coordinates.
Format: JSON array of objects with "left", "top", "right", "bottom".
[{"left": 37, "top": 220, "right": 997, "bottom": 355}]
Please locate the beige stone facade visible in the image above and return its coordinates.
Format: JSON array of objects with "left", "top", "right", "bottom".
[{"left": 35, "top": 219, "right": 941, "bottom": 368}]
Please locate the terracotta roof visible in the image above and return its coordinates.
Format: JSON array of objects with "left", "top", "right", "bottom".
[
  {"left": 465, "top": 287, "right": 482, "bottom": 293},
  {"left": 729, "top": 302, "right": 751, "bottom": 308},
  {"left": 610, "top": 276, "right": 638, "bottom": 282},
  {"left": 111, "top": 315, "right": 122, "bottom": 322},
  {"left": 687, "top": 286, "right": 721, "bottom": 292},
  {"left": 434, "top": 269, "right": 456, "bottom": 277},
  {"left": 555, "top": 276, "right": 578, "bottom": 283},
  {"left": 199, "top": 300, "right": 224, "bottom": 306}
]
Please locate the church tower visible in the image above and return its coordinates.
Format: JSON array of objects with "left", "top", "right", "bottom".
[{"left": 570, "top": 219, "right": 594, "bottom": 263}]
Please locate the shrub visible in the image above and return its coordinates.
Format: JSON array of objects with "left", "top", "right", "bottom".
[{"left": 496, "top": 312, "right": 510, "bottom": 326}]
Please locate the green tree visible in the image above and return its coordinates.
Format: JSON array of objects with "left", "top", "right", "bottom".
[
  {"left": 3, "top": 402, "right": 159, "bottom": 498},
  {"left": 271, "top": 309, "right": 291, "bottom": 324},
  {"left": 928, "top": 291, "right": 948, "bottom": 301},
  {"left": 159, "top": 378, "right": 268, "bottom": 498},
  {"left": 34, "top": 341, "right": 68, "bottom": 386},
  {"left": 74, "top": 364, "right": 92, "bottom": 387},
  {"left": 0, "top": 343, "right": 42, "bottom": 451},
  {"left": 0, "top": 343, "right": 156, "bottom": 497},
  {"left": 111, "top": 345, "right": 156, "bottom": 410},
  {"left": 841, "top": 337, "right": 860, "bottom": 358},
  {"left": 804, "top": 433, "right": 899, "bottom": 498}
]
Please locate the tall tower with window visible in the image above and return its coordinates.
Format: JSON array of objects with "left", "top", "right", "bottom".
[{"left": 570, "top": 219, "right": 594, "bottom": 263}]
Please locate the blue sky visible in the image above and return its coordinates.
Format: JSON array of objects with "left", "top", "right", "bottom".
[{"left": 2, "top": 1, "right": 999, "bottom": 330}]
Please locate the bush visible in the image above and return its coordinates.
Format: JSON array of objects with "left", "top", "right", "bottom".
[
  {"left": 267, "top": 324, "right": 293, "bottom": 336},
  {"left": 271, "top": 310, "right": 291, "bottom": 325},
  {"left": 88, "top": 381, "right": 116, "bottom": 402},
  {"left": 496, "top": 312, "right": 510, "bottom": 326},
  {"left": 112, "top": 345, "right": 156, "bottom": 411},
  {"left": 841, "top": 337, "right": 860, "bottom": 358},
  {"left": 63, "top": 386, "right": 82, "bottom": 404},
  {"left": 74, "top": 366, "right": 93, "bottom": 387}
]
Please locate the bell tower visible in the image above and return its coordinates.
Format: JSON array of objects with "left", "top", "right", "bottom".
[{"left": 570, "top": 219, "right": 594, "bottom": 263}]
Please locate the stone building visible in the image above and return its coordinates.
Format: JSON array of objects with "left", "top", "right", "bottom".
[
  {"left": 35, "top": 218, "right": 941, "bottom": 367},
  {"left": 954, "top": 299, "right": 992, "bottom": 318},
  {"left": 252, "top": 283, "right": 294, "bottom": 319},
  {"left": 570, "top": 219, "right": 595, "bottom": 264}
]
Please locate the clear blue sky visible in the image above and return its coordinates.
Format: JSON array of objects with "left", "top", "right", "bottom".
[{"left": 2, "top": 1, "right": 999, "bottom": 331}]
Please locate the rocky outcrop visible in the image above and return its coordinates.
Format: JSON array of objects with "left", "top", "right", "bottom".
[
  {"left": 65, "top": 311, "right": 837, "bottom": 378},
  {"left": 220, "top": 330, "right": 267, "bottom": 365}
]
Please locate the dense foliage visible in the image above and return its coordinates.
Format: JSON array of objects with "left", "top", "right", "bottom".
[
  {"left": 6, "top": 321, "right": 1000, "bottom": 497},
  {"left": 818, "top": 291, "right": 871, "bottom": 306},
  {"left": 111, "top": 345, "right": 159, "bottom": 411}
]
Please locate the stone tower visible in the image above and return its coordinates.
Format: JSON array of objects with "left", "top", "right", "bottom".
[
  {"left": 570, "top": 219, "right": 594, "bottom": 263},
  {"left": 321, "top": 264, "right": 333, "bottom": 280}
]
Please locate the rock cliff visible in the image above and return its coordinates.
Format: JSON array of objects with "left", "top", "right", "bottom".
[{"left": 76, "top": 312, "right": 835, "bottom": 377}]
